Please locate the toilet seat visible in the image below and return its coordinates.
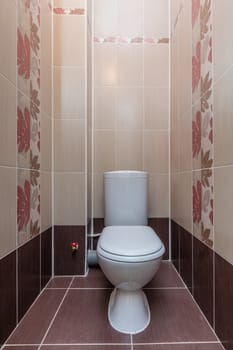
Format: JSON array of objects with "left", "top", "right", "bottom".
[{"left": 97, "top": 226, "right": 165, "bottom": 263}]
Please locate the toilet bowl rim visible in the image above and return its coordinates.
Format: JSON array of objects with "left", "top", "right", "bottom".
[{"left": 97, "top": 244, "right": 165, "bottom": 263}]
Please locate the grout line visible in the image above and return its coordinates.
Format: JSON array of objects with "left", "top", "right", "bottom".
[
  {"left": 3, "top": 277, "right": 54, "bottom": 346},
  {"left": 38, "top": 277, "right": 74, "bottom": 349},
  {"left": 130, "top": 334, "right": 133, "bottom": 350},
  {"left": 132, "top": 341, "right": 221, "bottom": 345},
  {"left": 170, "top": 261, "right": 224, "bottom": 347},
  {"left": 40, "top": 343, "right": 132, "bottom": 346},
  {"left": 45, "top": 286, "right": 186, "bottom": 290},
  {"left": 170, "top": 263, "right": 192, "bottom": 288},
  {"left": 2, "top": 341, "right": 222, "bottom": 347}
]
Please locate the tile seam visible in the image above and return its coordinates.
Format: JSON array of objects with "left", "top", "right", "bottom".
[{"left": 38, "top": 277, "right": 74, "bottom": 349}]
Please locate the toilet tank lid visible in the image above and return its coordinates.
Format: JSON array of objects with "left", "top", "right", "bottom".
[
  {"left": 104, "top": 171, "right": 148, "bottom": 179},
  {"left": 99, "top": 226, "right": 163, "bottom": 256}
]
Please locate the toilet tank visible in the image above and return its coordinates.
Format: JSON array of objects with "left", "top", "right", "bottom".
[{"left": 104, "top": 171, "right": 148, "bottom": 226}]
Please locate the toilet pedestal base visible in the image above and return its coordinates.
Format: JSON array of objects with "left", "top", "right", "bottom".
[{"left": 108, "top": 288, "right": 150, "bottom": 334}]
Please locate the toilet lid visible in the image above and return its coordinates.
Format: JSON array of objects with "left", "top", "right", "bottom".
[{"left": 98, "top": 226, "right": 163, "bottom": 257}]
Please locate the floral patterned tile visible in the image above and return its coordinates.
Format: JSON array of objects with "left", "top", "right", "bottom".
[
  {"left": 192, "top": 0, "right": 213, "bottom": 250},
  {"left": 17, "top": 0, "right": 41, "bottom": 247}
]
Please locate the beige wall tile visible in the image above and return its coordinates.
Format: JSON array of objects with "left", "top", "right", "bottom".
[
  {"left": 41, "top": 113, "right": 52, "bottom": 171},
  {"left": 117, "top": 0, "right": 143, "bottom": 37},
  {"left": 94, "top": 44, "right": 117, "bottom": 86},
  {"left": 148, "top": 173, "right": 169, "bottom": 217},
  {"left": 0, "top": 167, "right": 16, "bottom": 259},
  {"left": 41, "top": 0, "right": 52, "bottom": 117},
  {"left": 214, "top": 67, "right": 233, "bottom": 166},
  {"left": 213, "top": 0, "right": 233, "bottom": 82},
  {"left": 53, "top": 15, "right": 85, "bottom": 67},
  {"left": 53, "top": 66, "right": 85, "bottom": 117},
  {"left": 93, "top": 130, "right": 116, "bottom": 172},
  {"left": 144, "top": 0, "right": 169, "bottom": 38},
  {"left": 143, "top": 130, "right": 169, "bottom": 173},
  {"left": 54, "top": 119, "right": 85, "bottom": 172},
  {"left": 180, "top": 110, "right": 192, "bottom": 171},
  {"left": 116, "top": 130, "right": 143, "bottom": 170},
  {"left": 0, "top": 75, "right": 16, "bottom": 167},
  {"left": 94, "top": 87, "right": 116, "bottom": 129},
  {"left": 214, "top": 166, "right": 233, "bottom": 265},
  {"left": 144, "top": 87, "right": 169, "bottom": 130},
  {"left": 0, "top": 0, "right": 16, "bottom": 84},
  {"left": 54, "top": 0, "right": 85, "bottom": 7},
  {"left": 117, "top": 45, "right": 143, "bottom": 86},
  {"left": 54, "top": 172, "right": 86, "bottom": 225},
  {"left": 116, "top": 87, "right": 143, "bottom": 129},
  {"left": 144, "top": 45, "right": 169, "bottom": 87},
  {"left": 93, "top": 173, "right": 104, "bottom": 218},
  {"left": 41, "top": 171, "right": 52, "bottom": 232},
  {"left": 171, "top": 171, "right": 192, "bottom": 234},
  {"left": 94, "top": 0, "right": 117, "bottom": 36}
]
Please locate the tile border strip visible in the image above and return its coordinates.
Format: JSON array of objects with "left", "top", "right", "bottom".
[
  {"left": 53, "top": 8, "right": 85, "bottom": 15},
  {"left": 93, "top": 37, "right": 169, "bottom": 44}
]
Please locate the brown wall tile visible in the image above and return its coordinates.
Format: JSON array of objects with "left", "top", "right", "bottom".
[
  {"left": 54, "top": 226, "right": 86, "bottom": 276},
  {"left": 193, "top": 236, "right": 213, "bottom": 326},
  {"left": 171, "top": 220, "right": 180, "bottom": 272},
  {"left": 0, "top": 251, "right": 16, "bottom": 345},
  {"left": 180, "top": 226, "right": 193, "bottom": 292},
  {"left": 148, "top": 218, "right": 169, "bottom": 260},
  {"left": 215, "top": 253, "right": 233, "bottom": 350},
  {"left": 41, "top": 227, "right": 52, "bottom": 289},
  {"left": 18, "top": 236, "right": 41, "bottom": 320}
]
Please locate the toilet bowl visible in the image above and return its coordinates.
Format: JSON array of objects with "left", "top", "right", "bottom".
[
  {"left": 97, "top": 225, "right": 165, "bottom": 334},
  {"left": 96, "top": 171, "right": 165, "bottom": 334}
]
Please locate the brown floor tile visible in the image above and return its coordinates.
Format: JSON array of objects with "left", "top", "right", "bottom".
[
  {"left": 4, "top": 347, "right": 39, "bottom": 350},
  {"left": 71, "top": 267, "right": 113, "bottom": 288},
  {"left": 41, "top": 346, "right": 131, "bottom": 349},
  {"left": 46, "top": 277, "right": 73, "bottom": 289},
  {"left": 133, "top": 290, "right": 217, "bottom": 343},
  {"left": 145, "top": 262, "right": 184, "bottom": 288},
  {"left": 7, "top": 289, "right": 65, "bottom": 344},
  {"left": 44, "top": 289, "right": 130, "bottom": 344},
  {"left": 133, "top": 344, "right": 223, "bottom": 350}
]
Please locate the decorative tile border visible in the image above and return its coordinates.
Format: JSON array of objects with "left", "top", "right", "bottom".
[
  {"left": 192, "top": 0, "right": 213, "bottom": 248},
  {"left": 53, "top": 7, "right": 85, "bottom": 15},
  {"left": 17, "top": 0, "right": 41, "bottom": 246},
  {"left": 93, "top": 36, "right": 169, "bottom": 44}
]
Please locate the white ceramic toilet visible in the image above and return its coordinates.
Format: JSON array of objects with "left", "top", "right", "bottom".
[{"left": 97, "top": 171, "right": 165, "bottom": 334}]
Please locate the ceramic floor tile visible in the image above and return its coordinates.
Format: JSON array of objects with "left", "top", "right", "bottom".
[
  {"left": 41, "top": 346, "right": 131, "bottom": 349},
  {"left": 46, "top": 277, "right": 73, "bottom": 289},
  {"left": 71, "top": 267, "right": 113, "bottom": 288},
  {"left": 44, "top": 289, "right": 130, "bottom": 344},
  {"left": 145, "top": 262, "right": 184, "bottom": 288},
  {"left": 133, "top": 344, "right": 223, "bottom": 350},
  {"left": 4, "top": 347, "right": 39, "bottom": 350},
  {"left": 7, "top": 289, "right": 65, "bottom": 344},
  {"left": 133, "top": 290, "right": 217, "bottom": 343}
]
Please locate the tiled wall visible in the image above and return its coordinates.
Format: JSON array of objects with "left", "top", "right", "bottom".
[
  {"left": 92, "top": 0, "right": 170, "bottom": 221},
  {"left": 53, "top": 0, "right": 90, "bottom": 274},
  {"left": 171, "top": 0, "right": 233, "bottom": 348},
  {"left": 0, "top": 0, "right": 52, "bottom": 345}
]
